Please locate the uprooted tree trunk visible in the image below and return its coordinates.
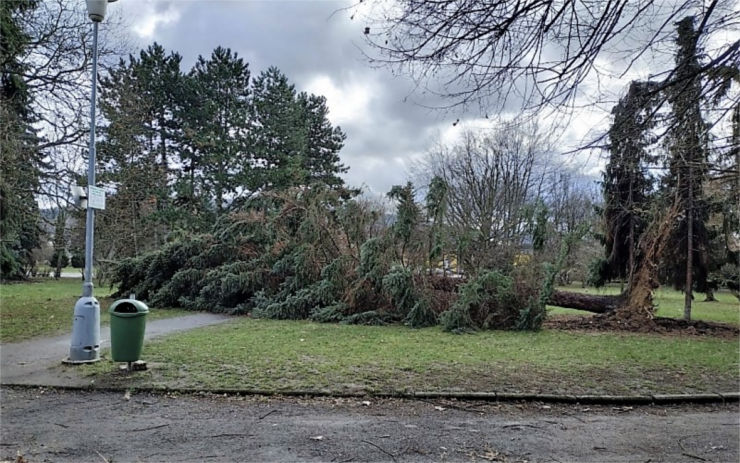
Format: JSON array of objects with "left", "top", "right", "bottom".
[
  {"left": 546, "top": 202, "right": 679, "bottom": 325},
  {"left": 548, "top": 290, "right": 624, "bottom": 313}
]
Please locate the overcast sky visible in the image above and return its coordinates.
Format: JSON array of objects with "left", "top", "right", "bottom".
[{"left": 110, "top": 0, "right": 641, "bottom": 195}]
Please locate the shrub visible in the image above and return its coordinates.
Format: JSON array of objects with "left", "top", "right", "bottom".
[
  {"left": 50, "top": 249, "right": 69, "bottom": 269},
  {"left": 440, "top": 268, "right": 546, "bottom": 332},
  {"left": 70, "top": 249, "right": 84, "bottom": 268}
]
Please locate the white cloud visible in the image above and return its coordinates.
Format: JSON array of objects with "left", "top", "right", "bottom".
[
  {"left": 304, "top": 74, "right": 373, "bottom": 127},
  {"left": 130, "top": 2, "right": 181, "bottom": 39}
]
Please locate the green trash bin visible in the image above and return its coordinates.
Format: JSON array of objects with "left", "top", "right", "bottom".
[{"left": 109, "top": 299, "right": 149, "bottom": 362}]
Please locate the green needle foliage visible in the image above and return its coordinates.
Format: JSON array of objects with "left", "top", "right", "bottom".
[{"left": 111, "top": 178, "right": 570, "bottom": 332}]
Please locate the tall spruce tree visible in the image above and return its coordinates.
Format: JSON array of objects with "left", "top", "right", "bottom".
[
  {"left": 388, "top": 182, "right": 421, "bottom": 267},
  {"left": 425, "top": 176, "right": 448, "bottom": 274},
  {"left": 663, "top": 17, "right": 711, "bottom": 320},
  {"left": 0, "top": 0, "right": 42, "bottom": 279},
  {"left": 704, "top": 103, "right": 740, "bottom": 299},
  {"left": 601, "top": 81, "right": 658, "bottom": 287}
]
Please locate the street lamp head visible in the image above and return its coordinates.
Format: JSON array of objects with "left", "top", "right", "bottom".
[{"left": 86, "top": 0, "right": 118, "bottom": 22}]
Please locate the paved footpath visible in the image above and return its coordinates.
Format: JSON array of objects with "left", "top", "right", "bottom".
[
  {"left": 2, "top": 387, "right": 739, "bottom": 462},
  {"left": 0, "top": 313, "right": 232, "bottom": 387}
]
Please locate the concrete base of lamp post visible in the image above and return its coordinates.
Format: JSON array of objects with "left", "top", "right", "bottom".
[{"left": 66, "top": 296, "right": 101, "bottom": 363}]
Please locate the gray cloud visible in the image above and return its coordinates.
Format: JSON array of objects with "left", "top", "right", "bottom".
[
  {"left": 115, "top": 0, "right": 649, "bottom": 195},
  {"left": 112, "top": 0, "right": 479, "bottom": 195}
]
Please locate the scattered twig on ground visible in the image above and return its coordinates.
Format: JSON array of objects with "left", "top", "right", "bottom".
[
  {"left": 560, "top": 412, "right": 586, "bottom": 423},
  {"left": 127, "top": 424, "right": 169, "bottom": 432},
  {"left": 259, "top": 409, "right": 278, "bottom": 420},
  {"left": 456, "top": 446, "right": 506, "bottom": 461},
  {"left": 53, "top": 422, "right": 69, "bottom": 428},
  {"left": 502, "top": 423, "right": 541, "bottom": 429},
  {"left": 416, "top": 398, "right": 486, "bottom": 414},
  {"left": 361, "top": 439, "right": 397, "bottom": 462},
  {"left": 94, "top": 450, "right": 109, "bottom": 463},
  {"left": 678, "top": 436, "right": 708, "bottom": 461},
  {"left": 208, "top": 433, "right": 254, "bottom": 438}
]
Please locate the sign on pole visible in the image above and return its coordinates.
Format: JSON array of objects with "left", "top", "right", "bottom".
[{"left": 87, "top": 185, "right": 106, "bottom": 210}]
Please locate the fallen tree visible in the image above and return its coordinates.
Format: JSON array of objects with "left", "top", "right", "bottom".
[
  {"left": 547, "top": 291, "right": 624, "bottom": 314},
  {"left": 546, "top": 202, "right": 680, "bottom": 326}
]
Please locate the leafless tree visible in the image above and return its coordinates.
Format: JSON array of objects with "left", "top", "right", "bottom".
[
  {"left": 357, "top": 0, "right": 739, "bottom": 120},
  {"left": 417, "top": 121, "right": 599, "bottom": 276},
  {"left": 419, "top": 122, "right": 554, "bottom": 270},
  {"left": 10, "top": 0, "right": 130, "bottom": 208}
]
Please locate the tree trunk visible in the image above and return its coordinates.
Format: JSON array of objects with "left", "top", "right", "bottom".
[
  {"left": 53, "top": 209, "right": 66, "bottom": 280},
  {"left": 684, "top": 165, "right": 694, "bottom": 321},
  {"left": 547, "top": 290, "right": 624, "bottom": 314},
  {"left": 703, "top": 287, "right": 716, "bottom": 302}
]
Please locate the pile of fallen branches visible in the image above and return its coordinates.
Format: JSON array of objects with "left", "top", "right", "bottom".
[{"left": 111, "top": 186, "right": 553, "bottom": 331}]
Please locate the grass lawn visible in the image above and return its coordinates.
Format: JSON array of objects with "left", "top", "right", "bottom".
[
  {"left": 549, "top": 285, "right": 740, "bottom": 325},
  {"left": 83, "top": 316, "right": 739, "bottom": 396},
  {"left": 0, "top": 279, "right": 190, "bottom": 343}
]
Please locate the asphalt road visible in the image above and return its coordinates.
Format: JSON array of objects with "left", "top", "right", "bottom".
[
  {"left": 2, "top": 387, "right": 738, "bottom": 462},
  {"left": 1, "top": 313, "right": 233, "bottom": 387}
]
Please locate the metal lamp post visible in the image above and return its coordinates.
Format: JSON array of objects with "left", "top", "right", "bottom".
[{"left": 66, "top": 0, "right": 118, "bottom": 363}]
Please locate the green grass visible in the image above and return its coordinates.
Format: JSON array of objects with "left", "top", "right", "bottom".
[
  {"left": 0, "top": 279, "right": 190, "bottom": 343},
  {"left": 83, "top": 317, "right": 739, "bottom": 395},
  {"left": 549, "top": 285, "right": 740, "bottom": 325}
]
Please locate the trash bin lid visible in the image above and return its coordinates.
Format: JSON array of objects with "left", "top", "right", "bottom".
[{"left": 109, "top": 299, "right": 149, "bottom": 316}]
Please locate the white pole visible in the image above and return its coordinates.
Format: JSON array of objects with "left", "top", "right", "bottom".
[{"left": 67, "top": 20, "right": 101, "bottom": 363}]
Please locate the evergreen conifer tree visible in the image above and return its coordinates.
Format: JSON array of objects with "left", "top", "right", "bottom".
[
  {"left": 251, "top": 67, "right": 306, "bottom": 190},
  {"left": 251, "top": 67, "right": 348, "bottom": 191},
  {"left": 662, "top": 17, "right": 712, "bottom": 320},
  {"left": 98, "top": 43, "right": 185, "bottom": 256},
  {"left": 183, "top": 47, "right": 251, "bottom": 212},
  {"left": 296, "top": 92, "right": 348, "bottom": 189},
  {"left": 0, "top": 0, "right": 42, "bottom": 279},
  {"left": 602, "top": 81, "right": 658, "bottom": 286}
]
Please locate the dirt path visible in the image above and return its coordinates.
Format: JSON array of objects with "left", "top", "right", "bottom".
[
  {"left": 0, "top": 313, "right": 233, "bottom": 386},
  {"left": 2, "top": 387, "right": 738, "bottom": 462}
]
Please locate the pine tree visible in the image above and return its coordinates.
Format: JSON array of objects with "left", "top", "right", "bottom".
[
  {"left": 98, "top": 43, "right": 184, "bottom": 257},
  {"left": 250, "top": 67, "right": 306, "bottom": 190},
  {"left": 296, "top": 92, "right": 348, "bottom": 189},
  {"left": 251, "top": 67, "right": 348, "bottom": 192},
  {"left": 388, "top": 182, "right": 420, "bottom": 267},
  {"left": 183, "top": 47, "right": 251, "bottom": 213}
]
